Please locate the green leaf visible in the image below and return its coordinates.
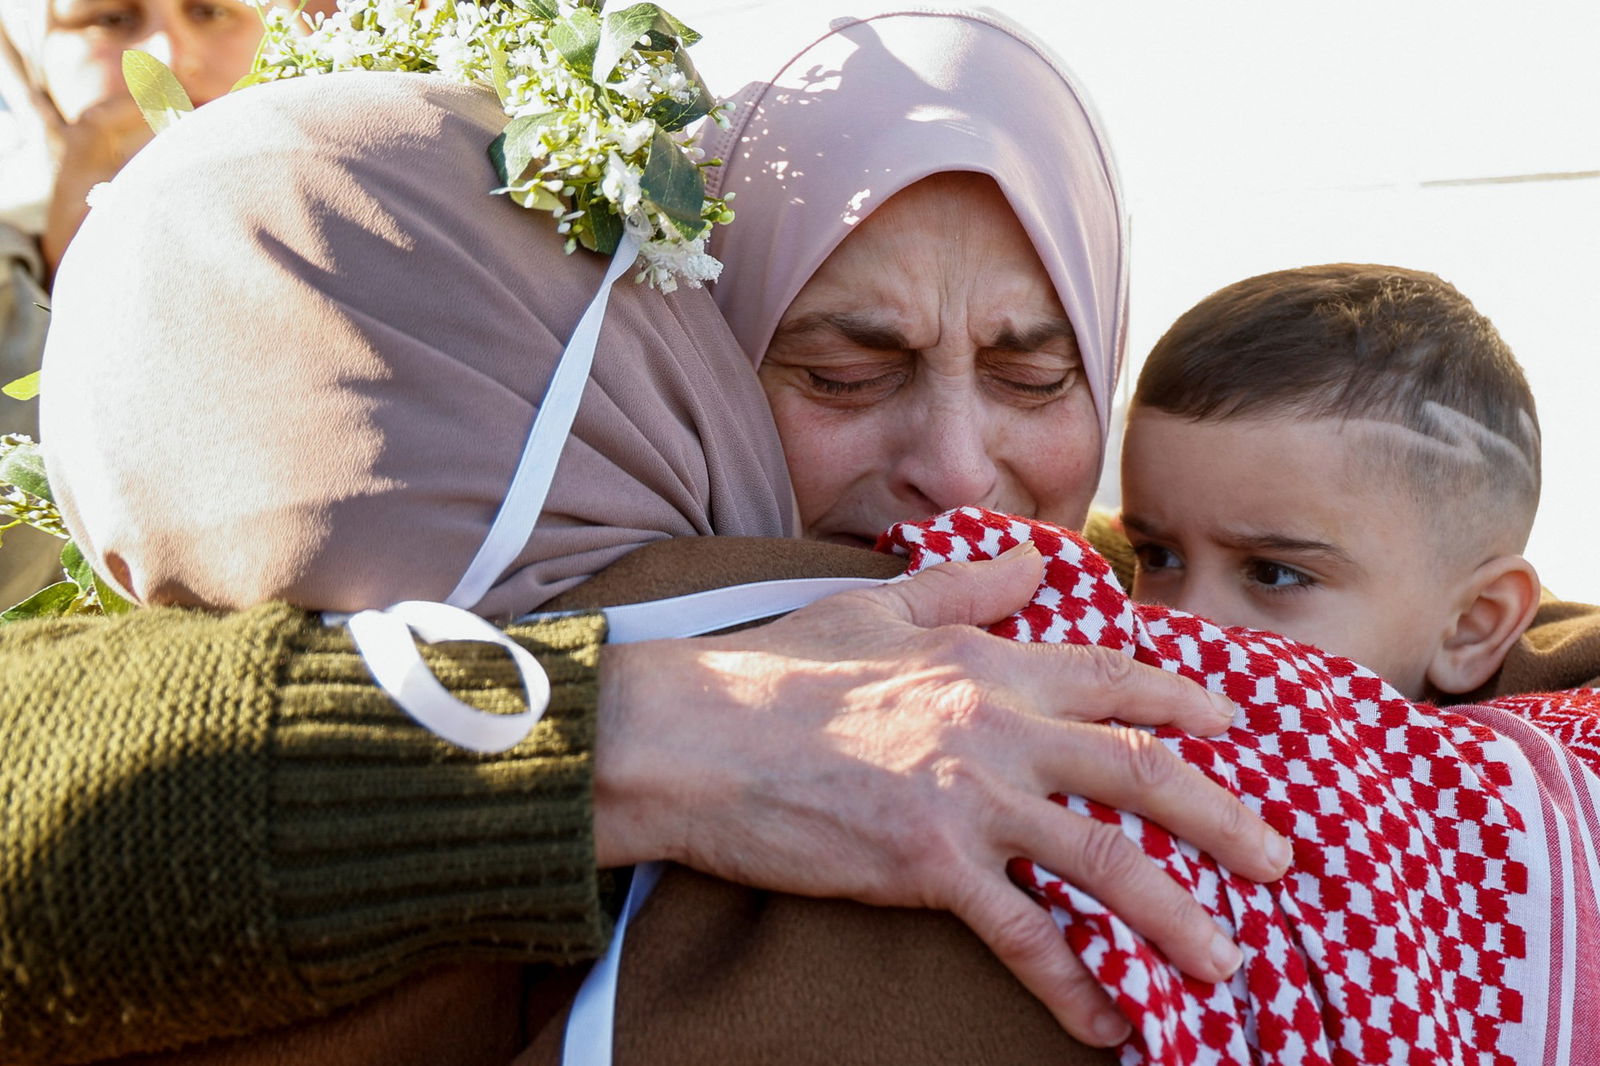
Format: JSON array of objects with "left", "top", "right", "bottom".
[
  {"left": 640, "top": 128, "right": 705, "bottom": 224},
  {"left": 2, "top": 371, "right": 39, "bottom": 402},
  {"left": 549, "top": 7, "right": 602, "bottom": 80},
  {"left": 1, "top": 581, "right": 81, "bottom": 622},
  {"left": 645, "top": 45, "right": 714, "bottom": 131},
  {"left": 577, "top": 198, "right": 623, "bottom": 254},
  {"left": 488, "top": 113, "right": 559, "bottom": 186},
  {"left": 122, "top": 50, "right": 195, "bottom": 134},
  {"left": 594, "top": 5, "right": 703, "bottom": 88},
  {"left": 487, "top": 41, "right": 511, "bottom": 104},
  {"left": 514, "top": 0, "right": 560, "bottom": 16},
  {"left": 0, "top": 440, "right": 52, "bottom": 503},
  {"left": 94, "top": 571, "right": 133, "bottom": 615},
  {"left": 508, "top": 183, "right": 563, "bottom": 211},
  {"left": 60, "top": 540, "right": 95, "bottom": 592}
]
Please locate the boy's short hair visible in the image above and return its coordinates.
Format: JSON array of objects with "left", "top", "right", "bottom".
[{"left": 1132, "top": 263, "right": 1541, "bottom": 553}]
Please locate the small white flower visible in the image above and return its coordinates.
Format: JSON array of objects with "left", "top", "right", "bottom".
[
  {"left": 250, "top": 0, "right": 733, "bottom": 289},
  {"left": 433, "top": 35, "right": 471, "bottom": 79},
  {"left": 599, "top": 151, "right": 642, "bottom": 213},
  {"left": 615, "top": 119, "right": 654, "bottom": 155}
]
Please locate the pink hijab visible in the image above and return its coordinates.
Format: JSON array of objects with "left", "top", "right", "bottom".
[
  {"left": 699, "top": 6, "right": 1128, "bottom": 437},
  {"left": 41, "top": 72, "right": 794, "bottom": 618}
]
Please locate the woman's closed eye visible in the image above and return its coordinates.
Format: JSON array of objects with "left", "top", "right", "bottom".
[
  {"left": 791, "top": 357, "right": 911, "bottom": 406},
  {"left": 806, "top": 369, "right": 903, "bottom": 395},
  {"left": 981, "top": 356, "right": 1081, "bottom": 405}
]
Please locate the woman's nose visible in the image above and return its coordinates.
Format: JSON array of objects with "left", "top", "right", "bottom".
[{"left": 893, "top": 394, "right": 1001, "bottom": 512}]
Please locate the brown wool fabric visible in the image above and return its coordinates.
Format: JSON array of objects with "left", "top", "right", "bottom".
[
  {"left": 0, "top": 603, "right": 607, "bottom": 1065},
  {"left": 1475, "top": 590, "right": 1600, "bottom": 699}
]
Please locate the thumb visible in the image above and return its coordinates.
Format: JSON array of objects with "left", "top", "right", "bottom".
[{"left": 878, "top": 541, "right": 1045, "bottom": 630}]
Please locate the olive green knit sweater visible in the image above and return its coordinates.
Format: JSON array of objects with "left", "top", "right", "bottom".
[{"left": 0, "top": 602, "right": 608, "bottom": 1064}]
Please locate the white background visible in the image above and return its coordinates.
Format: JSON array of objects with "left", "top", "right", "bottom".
[{"left": 682, "top": 0, "right": 1600, "bottom": 599}]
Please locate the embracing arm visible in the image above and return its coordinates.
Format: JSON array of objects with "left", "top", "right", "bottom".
[
  {"left": 0, "top": 603, "right": 609, "bottom": 1065},
  {"left": 1, "top": 543, "right": 1290, "bottom": 1062}
]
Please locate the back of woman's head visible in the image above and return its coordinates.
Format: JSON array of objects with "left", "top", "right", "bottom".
[{"left": 42, "top": 72, "right": 794, "bottom": 617}]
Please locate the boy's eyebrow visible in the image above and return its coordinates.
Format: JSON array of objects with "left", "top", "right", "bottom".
[
  {"left": 1121, "top": 513, "right": 1357, "bottom": 567},
  {"left": 1120, "top": 512, "right": 1167, "bottom": 542},
  {"left": 1219, "top": 531, "right": 1357, "bottom": 567}
]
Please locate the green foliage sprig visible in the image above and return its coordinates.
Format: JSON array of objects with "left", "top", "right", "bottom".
[
  {"left": 0, "top": 434, "right": 131, "bottom": 620},
  {"left": 244, "top": 0, "right": 734, "bottom": 291}
]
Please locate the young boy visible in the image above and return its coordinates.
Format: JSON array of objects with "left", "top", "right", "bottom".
[{"left": 1117, "top": 263, "right": 1542, "bottom": 700}]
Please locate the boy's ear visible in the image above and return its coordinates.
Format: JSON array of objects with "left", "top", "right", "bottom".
[{"left": 1426, "top": 554, "right": 1541, "bottom": 696}]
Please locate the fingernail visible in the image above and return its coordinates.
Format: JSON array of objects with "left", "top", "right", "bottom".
[
  {"left": 1210, "top": 932, "right": 1243, "bottom": 977},
  {"left": 1266, "top": 832, "right": 1292, "bottom": 871},
  {"left": 998, "top": 540, "right": 1040, "bottom": 561},
  {"left": 1092, "top": 1012, "right": 1131, "bottom": 1045},
  {"left": 1206, "top": 691, "right": 1235, "bottom": 721}
]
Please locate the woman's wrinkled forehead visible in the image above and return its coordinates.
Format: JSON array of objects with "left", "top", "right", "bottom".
[{"left": 702, "top": 6, "right": 1127, "bottom": 439}]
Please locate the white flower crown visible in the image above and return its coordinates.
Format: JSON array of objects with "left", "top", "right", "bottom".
[{"left": 243, "top": 0, "right": 734, "bottom": 292}]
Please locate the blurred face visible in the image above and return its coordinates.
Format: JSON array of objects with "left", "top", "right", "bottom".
[
  {"left": 760, "top": 172, "right": 1102, "bottom": 547},
  {"left": 38, "top": 0, "right": 283, "bottom": 121},
  {"left": 1120, "top": 408, "right": 1462, "bottom": 697}
]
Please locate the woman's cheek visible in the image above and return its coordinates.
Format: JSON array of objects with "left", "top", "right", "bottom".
[{"left": 770, "top": 397, "right": 859, "bottom": 523}]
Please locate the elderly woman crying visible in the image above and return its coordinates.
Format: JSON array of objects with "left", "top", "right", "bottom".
[{"left": 703, "top": 6, "right": 1126, "bottom": 547}]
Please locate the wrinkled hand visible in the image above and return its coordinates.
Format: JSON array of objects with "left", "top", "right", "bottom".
[
  {"left": 594, "top": 542, "right": 1291, "bottom": 1046},
  {"left": 43, "top": 95, "right": 155, "bottom": 273}
]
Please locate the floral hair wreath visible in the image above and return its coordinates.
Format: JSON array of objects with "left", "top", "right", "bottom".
[{"left": 243, "top": 0, "right": 734, "bottom": 292}]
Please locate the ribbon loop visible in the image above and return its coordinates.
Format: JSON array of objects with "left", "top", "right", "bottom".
[{"left": 340, "top": 600, "right": 551, "bottom": 754}]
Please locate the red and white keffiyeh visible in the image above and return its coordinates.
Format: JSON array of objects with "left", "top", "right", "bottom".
[{"left": 881, "top": 507, "right": 1600, "bottom": 1066}]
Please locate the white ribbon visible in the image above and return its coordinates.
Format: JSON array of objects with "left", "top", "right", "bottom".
[
  {"left": 561, "top": 859, "right": 664, "bottom": 1066},
  {"left": 333, "top": 601, "right": 551, "bottom": 754},
  {"left": 592, "top": 576, "right": 889, "bottom": 642},
  {"left": 447, "top": 228, "right": 644, "bottom": 611},
  {"left": 334, "top": 231, "right": 641, "bottom": 756}
]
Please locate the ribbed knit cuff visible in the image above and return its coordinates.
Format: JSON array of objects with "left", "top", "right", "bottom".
[
  {"left": 269, "top": 610, "right": 609, "bottom": 1000},
  {"left": 0, "top": 602, "right": 606, "bottom": 1064}
]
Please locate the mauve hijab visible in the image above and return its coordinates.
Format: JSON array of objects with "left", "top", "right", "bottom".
[
  {"left": 41, "top": 72, "right": 794, "bottom": 618},
  {"left": 698, "top": 5, "right": 1128, "bottom": 438}
]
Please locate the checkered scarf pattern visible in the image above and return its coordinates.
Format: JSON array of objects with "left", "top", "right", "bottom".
[{"left": 881, "top": 507, "right": 1600, "bottom": 1066}]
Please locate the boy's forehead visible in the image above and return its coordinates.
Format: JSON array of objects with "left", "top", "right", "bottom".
[{"left": 1121, "top": 409, "right": 1433, "bottom": 550}]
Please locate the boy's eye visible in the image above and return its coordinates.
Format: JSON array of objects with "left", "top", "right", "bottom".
[
  {"left": 1133, "top": 544, "right": 1182, "bottom": 573},
  {"left": 1244, "top": 559, "right": 1315, "bottom": 590}
]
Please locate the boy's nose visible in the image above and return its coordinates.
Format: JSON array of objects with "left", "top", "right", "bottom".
[{"left": 1170, "top": 573, "right": 1234, "bottom": 627}]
